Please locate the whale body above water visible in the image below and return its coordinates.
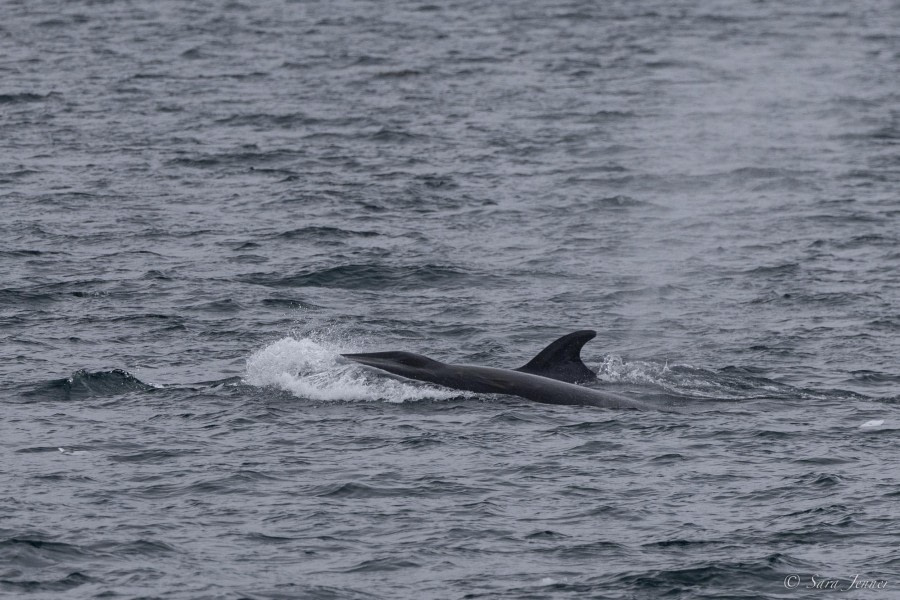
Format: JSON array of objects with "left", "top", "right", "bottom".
[{"left": 342, "top": 330, "right": 661, "bottom": 410}]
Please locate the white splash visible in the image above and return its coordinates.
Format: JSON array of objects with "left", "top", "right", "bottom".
[
  {"left": 58, "top": 447, "right": 89, "bottom": 456},
  {"left": 244, "top": 336, "right": 460, "bottom": 403},
  {"left": 596, "top": 354, "right": 671, "bottom": 385}
]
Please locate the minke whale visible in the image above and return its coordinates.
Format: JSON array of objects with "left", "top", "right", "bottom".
[{"left": 342, "top": 330, "right": 659, "bottom": 410}]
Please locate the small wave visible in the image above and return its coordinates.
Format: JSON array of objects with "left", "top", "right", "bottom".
[
  {"left": 239, "top": 263, "right": 472, "bottom": 290},
  {"left": 848, "top": 370, "right": 898, "bottom": 385},
  {"left": 345, "top": 557, "right": 421, "bottom": 573},
  {"left": 94, "top": 539, "right": 178, "bottom": 557},
  {"left": 166, "top": 148, "right": 299, "bottom": 169},
  {"left": 594, "top": 194, "right": 651, "bottom": 208},
  {"left": 24, "top": 370, "right": 154, "bottom": 402},
  {"left": 108, "top": 449, "right": 197, "bottom": 463},
  {"left": 315, "top": 482, "right": 411, "bottom": 499},
  {"left": 214, "top": 112, "right": 317, "bottom": 128},
  {"left": 743, "top": 262, "right": 800, "bottom": 276},
  {"left": 415, "top": 174, "right": 457, "bottom": 189},
  {"left": 0, "top": 248, "right": 51, "bottom": 257},
  {"left": 598, "top": 284, "right": 690, "bottom": 302},
  {"left": 184, "top": 298, "right": 244, "bottom": 313},
  {"left": 0, "top": 538, "right": 89, "bottom": 557},
  {"left": 261, "top": 297, "right": 322, "bottom": 310},
  {"left": 0, "top": 288, "right": 58, "bottom": 305},
  {"left": 614, "top": 552, "right": 811, "bottom": 594},
  {"left": 109, "top": 313, "right": 183, "bottom": 324},
  {"left": 277, "top": 226, "right": 380, "bottom": 239},
  {"left": 375, "top": 69, "right": 423, "bottom": 78},
  {"left": 244, "top": 337, "right": 460, "bottom": 403},
  {"left": 368, "top": 128, "right": 425, "bottom": 144},
  {"left": 0, "top": 571, "right": 93, "bottom": 594},
  {"left": 526, "top": 530, "right": 569, "bottom": 540},
  {"left": 0, "top": 92, "right": 55, "bottom": 104},
  {"left": 595, "top": 356, "right": 802, "bottom": 401}
]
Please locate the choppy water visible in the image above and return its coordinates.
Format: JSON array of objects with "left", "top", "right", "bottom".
[{"left": 2, "top": 0, "right": 899, "bottom": 598}]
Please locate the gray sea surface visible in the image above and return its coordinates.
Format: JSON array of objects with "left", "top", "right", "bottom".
[{"left": 2, "top": 0, "right": 899, "bottom": 598}]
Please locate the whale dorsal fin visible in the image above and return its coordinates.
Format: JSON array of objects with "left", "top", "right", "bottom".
[{"left": 515, "top": 330, "right": 597, "bottom": 384}]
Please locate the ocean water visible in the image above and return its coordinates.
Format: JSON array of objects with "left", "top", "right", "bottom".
[{"left": 2, "top": 0, "right": 899, "bottom": 598}]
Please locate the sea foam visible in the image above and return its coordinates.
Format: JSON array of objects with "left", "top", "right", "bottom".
[{"left": 244, "top": 336, "right": 460, "bottom": 403}]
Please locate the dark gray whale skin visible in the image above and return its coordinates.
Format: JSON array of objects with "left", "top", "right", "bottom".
[{"left": 342, "top": 331, "right": 660, "bottom": 410}]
